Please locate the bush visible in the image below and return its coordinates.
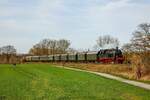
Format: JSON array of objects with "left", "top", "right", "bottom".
[
  {"left": 141, "top": 52, "right": 150, "bottom": 74},
  {"left": 131, "top": 52, "right": 150, "bottom": 79}
]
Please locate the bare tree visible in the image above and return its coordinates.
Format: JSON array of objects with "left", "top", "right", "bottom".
[
  {"left": 29, "top": 39, "right": 70, "bottom": 55},
  {"left": 96, "top": 35, "right": 119, "bottom": 49},
  {"left": 48, "top": 39, "right": 57, "bottom": 55},
  {"left": 1, "top": 45, "right": 16, "bottom": 54},
  {"left": 0, "top": 45, "right": 17, "bottom": 63},
  {"left": 131, "top": 23, "right": 150, "bottom": 51},
  {"left": 122, "top": 23, "right": 150, "bottom": 79},
  {"left": 56, "top": 39, "right": 70, "bottom": 54},
  {"left": 122, "top": 43, "right": 133, "bottom": 52},
  {"left": 29, "top": 43, "right": 42, "bottom": 55}
]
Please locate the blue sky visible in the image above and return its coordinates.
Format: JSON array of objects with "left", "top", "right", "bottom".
[{"left": 0, "top": 0, "right": 150, "bottom": 53}]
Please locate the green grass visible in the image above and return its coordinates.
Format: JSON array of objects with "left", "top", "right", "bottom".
[{"left": 0, "top": 64, "right": 149, "bottom": 100}]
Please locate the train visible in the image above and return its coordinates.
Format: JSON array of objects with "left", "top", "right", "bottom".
[{"left": 25, "top": 47, "right": 124, "bottom": 64}]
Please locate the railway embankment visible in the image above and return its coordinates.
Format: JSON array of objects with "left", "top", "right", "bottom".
[{"left": 52, "top": 63, "right": 150, "bottom": 84}]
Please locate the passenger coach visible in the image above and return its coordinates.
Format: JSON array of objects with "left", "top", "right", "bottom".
[{"left": 25, "top": 47, "right": 124, "bottom": 63}]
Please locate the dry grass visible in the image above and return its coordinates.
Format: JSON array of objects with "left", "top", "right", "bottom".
[{"left": 52, "top": 62, "right": 150, "bottom": 83}]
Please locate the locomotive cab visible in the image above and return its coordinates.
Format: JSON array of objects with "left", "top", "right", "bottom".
[
  {"left": 97, "top": 47, "right": 124, "bottom": 63},
  {"left": 114, "top": 47, "right": 124, "bottom": 63}
]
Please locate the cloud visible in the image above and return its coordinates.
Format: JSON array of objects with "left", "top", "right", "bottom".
[
  {"left": 85, "top": 0, "right": 150, "bottom": 43},
  {"left": 101, "top": 0, "right": 131, "bottom": 10},
  {"left": 0, "top": 0, "right": 150, "bottom": 53},
  {"left": 0, "top": 19, "right": 17, "bottom": 29}
]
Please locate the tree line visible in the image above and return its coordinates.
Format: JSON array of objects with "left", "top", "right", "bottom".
[{"left": 29, "top": 39, "right": 71, "bottom": 55}]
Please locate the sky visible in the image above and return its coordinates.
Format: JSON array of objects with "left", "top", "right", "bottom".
[{"left": 0, "top": 0, "right": 150, "bottom": 53}]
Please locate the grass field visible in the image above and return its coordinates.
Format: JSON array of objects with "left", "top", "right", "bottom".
[{"left": 0, "top": 64, "right": 149, "bottom": 100}]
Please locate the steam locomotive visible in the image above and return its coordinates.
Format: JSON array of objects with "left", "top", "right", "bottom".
[{"left": 25, "top": 47, "right": 124, "bottom": 63}]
